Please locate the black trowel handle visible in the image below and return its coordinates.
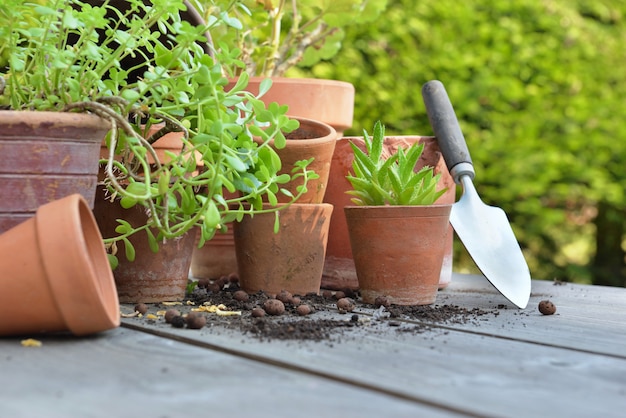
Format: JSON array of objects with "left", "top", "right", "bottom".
[{"left": 421, "top": 80, "right": 475, "bottom": 184}]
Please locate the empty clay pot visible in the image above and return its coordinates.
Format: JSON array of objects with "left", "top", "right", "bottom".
[
  {"left": 190, "top": 222, "right": 238, "bottom": 280},
  {"left": 234, "top": 203, "right": 333, "bottom": 296},
  {"left": 228, "top": 77, "right": 355, "bottom": 136},
  {"left": 257, "top": 117, "right": 338, "bottom": 204},
  {"left": 0, "top": 194, "right": 120, "bottom": 336}
]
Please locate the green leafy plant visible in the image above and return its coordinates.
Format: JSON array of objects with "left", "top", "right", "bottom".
[
  {"left": 0, "top": 0, "right": 314, "bottom": 268},
  {"left": 189, "top": 0, "right": 388, "bottom": 77},
  {"left": 346, "top": 121, "right": 447, "bottom": 206}
]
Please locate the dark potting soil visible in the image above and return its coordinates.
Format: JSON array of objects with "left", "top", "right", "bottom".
[{"left": 128, "top": 277, "right": 502, "bottom": 343}]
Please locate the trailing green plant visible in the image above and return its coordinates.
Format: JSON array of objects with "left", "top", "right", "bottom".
[
  {"left": 0, "top": 0, "right": 315, "bottom": 268},
  {"left": 346, "top": 121, "right": 447, "bottom": 206},
  {"left": 188, "top": 0, "right": 388, "bottom": 77}
]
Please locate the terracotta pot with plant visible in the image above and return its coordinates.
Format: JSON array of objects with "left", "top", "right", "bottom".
[
  {"left": 344, "top": 122, "right": 451, "bottom": 305},
  {"left": 2, "top": 0, "right": 317, "bottom": 302},
  {"left": 323, "top": 135, "right": 456, "bottom": 291},
  {"left": 190, "top": 115, "right": 335, "bottom": 280}
]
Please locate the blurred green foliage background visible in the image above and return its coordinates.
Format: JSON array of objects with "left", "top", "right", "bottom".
[{"left": 293, "top": 0, "right": 626, "bottom": 286}]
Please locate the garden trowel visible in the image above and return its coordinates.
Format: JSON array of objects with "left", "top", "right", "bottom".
[{"left": 421, "top": 80, "right": 531, "bottom": 309}]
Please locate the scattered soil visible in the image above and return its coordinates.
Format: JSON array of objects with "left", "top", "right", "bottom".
[{"left": 124, "top": 277, "right": 502, "bottom": 343}]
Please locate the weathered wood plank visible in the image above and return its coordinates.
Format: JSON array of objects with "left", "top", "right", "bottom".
[
  {"left": 430, "top": 274, "right": 626, "bottom": 358},
  {"left": 0, "top": 327, "right": 457, "bottom": 418},
  {"left": 114, "top": 275, "right": 626, "bottom": 418},
  {"left": 121, "top": 316, "right": 626, "bottom": 418}
]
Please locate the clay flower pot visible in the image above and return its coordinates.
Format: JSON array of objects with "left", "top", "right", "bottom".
[
  {"left": 191, "top": 117, "right": 337, "bottom": 280},
  {"left": 93, "top": 186, "right": 197, "bottom": 303},
  {"left": 0, "top": 194, "right": 120, "bottom": 336},
  {"left": 259, "top": 116, "right": 338, "bottom": 204},
  {"left": 229, "top": 77, "right": 355, "bottom": 136},
  {"left": 190, "top": 222, "right": 238, "bottom": 280},
  {"left": 233, "top": 203, "right": 333, "bottom": 296},
  {"left": 345, "top": 205, "right": 452, "bottom": 306},
  {"left": 0, "top": 111, "right": 109, "bottom": 233},
  {"left": 323, "top": 136, "right": 456, "bottom": 290}
]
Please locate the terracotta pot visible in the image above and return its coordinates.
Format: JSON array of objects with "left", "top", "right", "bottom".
[
  {"left": 345, "top": 205, "right": 452, "bottom": 306},
  {"left": 192, "top": 117, "right": 337, "bottom": 280},
  {"left": 190, "top": 222, "right": 238, "bottom": 280},
  {"left": 0, "top": 194, "right": 119, "bottom": 336},
  {"left": 228, "top": 77, "right": 354, "bottom": 136},
  {"left": 0, "top": 111, "right": 109, "bottom": 233},
  {"left": 234, "top": 203, "right": 333, "bottom": 296},
  {"left": 323, "top": 136, "right": 456, "bottom": 290},
  {"left": 265, "top": 117, "right": 337, "bottom": 204},
  {"left": 93, "top": 186, "right": 197, "bottom": 303}
]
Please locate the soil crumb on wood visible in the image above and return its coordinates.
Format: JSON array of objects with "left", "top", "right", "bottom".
[{"left": 123, "top": 278, "right": 502, "bottom": 343}]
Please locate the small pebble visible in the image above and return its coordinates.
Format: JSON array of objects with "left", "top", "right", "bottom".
[
  {"left": 374, "top": 296, "right": 391, "bottom": 308},
  {"left": 322, "top": 290, "right": 333, "bottom": 299},
  {"left": 207, "top": 283, "right": 221, "bottom": 293},
  {"left": 186, "top": 312, "right": 206, "bottom": 329},
  {"left": 263, "top": 299, "right": 285, "bottom": 316},
  {"left": 170, "top": 315, "right": 185, "bottom": 328},
  {"left": 337, "top": 297, "right": 355, "bottom": 313},
  {"left": 296, "top": 304, "right": 312, "bottom": 316},
  {"left": 334, "top": 291, "right": 346, "bottom": 300},
  {"left": 134, "top": 303, "right": 148, "bottom": 315},
  {"left": 350, "top": 314, "right": 359, "bottom": 323},
  {"left": 251, "top": 307, "right": 266, "bottom": 318},
  {"left": 197, "top": 278, "right": 210, "bottom": 289},
  {"left": 228, "top": 273, "right": 239, "bottom": 283},
  {"left": 291, "top": 296, "right": 301, "bottom": 306},
  {"left": 164, "top": 309, "right": 181, "bottom": 323},
  {"left": 538, "top": 300, "right": 556, "bottom": 315},
  {"left": 276, "top": 290, "right": 293, "bottom": 304},
  {"left": 233, "top": 290, "right": 249, "bottom": 302},
  {"left": 217, "top": 276, "right": 229, "bottom": 287}
]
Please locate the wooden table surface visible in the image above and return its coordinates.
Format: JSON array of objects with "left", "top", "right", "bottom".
[{"left": 1, "top": 273, "right": 625, "bottom": 418}]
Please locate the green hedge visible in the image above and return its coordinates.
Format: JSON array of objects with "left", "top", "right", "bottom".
[{"left": 294, "top": 0, "right": 626, "bottom": 285}]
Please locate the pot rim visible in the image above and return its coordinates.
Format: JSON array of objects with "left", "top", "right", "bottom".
[{"left": 344, "top": 204, "right": 452, "bottom": 219}]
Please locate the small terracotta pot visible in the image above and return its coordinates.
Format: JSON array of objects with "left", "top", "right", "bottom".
[
  {"left": 93, "top": 186, "right": 197, "bottom": 303},
  {"left": 0, "top": 194, "right": 119, "bottom": 336},
  {"left": 0, "top": 111, "right": 109, "bottom": 233},
  {"left": 190, "top": 222, "right": 238, "bottom": 280},
  {"left": 233, "top": 203, "right": 333, "bottom": 296},
  {"left": 229, "top": 77, "right": 355, "bottom": 136},
  {"left": 192, "top": 118, "right": 337, "bottom": 280},
  {"left": 258, "top": 117, "right": 337, "bottom": 204},
  {"left": 345, "top": 205, "right": 452, "bottom": 305},
  {"left": 323, "top": 136, "right": 456, "bottom": 290}
]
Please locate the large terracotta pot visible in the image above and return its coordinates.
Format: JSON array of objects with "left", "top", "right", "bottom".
[
  {"left": 345, "top": 204, "right": 452, "bottom": 306},
  {"left": 229, "top": 77, "right": 354, "bottom": 136},
  {"left": 323, "top": 136, "right": 456, "bottom": 290},
  {"left": 233, "top": 203, "right": 333, "bottom": 296},
  {"left": 0, "top": 111, "right": 109, "bottom": 233},
  {"left": 93, "top": 185, "right": 197, "bottom": 303},
  {"left": 0, "top": 194, "right": 119, "bottom": 336}
]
